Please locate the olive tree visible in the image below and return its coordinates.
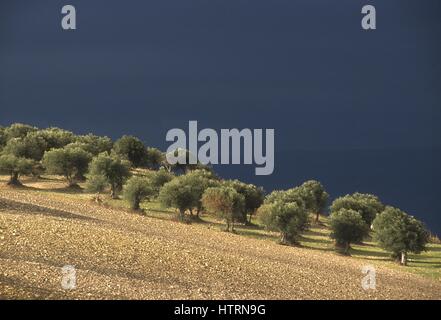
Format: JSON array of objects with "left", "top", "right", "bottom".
[
  {"left": 2, "top": 136, "right": 47, "bottom": 161},
  {"left": 145, "top": 147, "right": 164, "bottom": 169},
  {"left": 158, "top": 170, "right": 219, "bottom": 220},
  {"left": 0, "top": 134, "right": 46, "bottom": 182},
  {"left": 183, "top": 170, "right": 219, "bottom": 217},
  {"left": 86, "top": 153, "right": 131, "bottom": 198},
  {"left": 76, "top": 134, "right": 113, "bottom": 156},
  {"left": 223, "top": 179, "right": 264, "bottom": 224},
  {"left": 64, "top": 142, "right": 91, "bottom": 153},
  {"left": 158, "top": 178, "right": 199, "bottom": 221},
  {"left": 42, "top": 147, "right": 92, "bottom": 186},
  {"left": 373, "top": 206, "right": 429, "bottom": 265},
  {"left": 0, "top": 154, "right": 34, "bottom": 185},
  {"left": 28, "top": 128, "right": 75, "bottom": 150},
  {"left": 0, "top": 126, "right": 6, "bottom": 151},
  {"left": 85, "top": 174, "right": 108, "bottom": 203},
  {"left": 123, "top": 176, "right": 155, "bottom": 210},
  {"left": 265, "top": 187, "right": 306, "bottom": 209},
  {"left": 144, "top": 168, "right": 174, "bottom": 197},
  {"left": 113, "top": 135, "right": 147, "bottom": 167},
  {"left": 202, "top": 186, "right": 245, "bottom": 232},
  {"left": 330, "top": 193, "right": 384, "bottom": 226},
  {"left": 163, "top": 148, "right": 200, "bottom": 173},
  {"left": 266, "top": 182, "right": 328, "bottom": 223},
  {"left": 329, "top": 209, "right": 369, "bottom": 255},
  {"left": 299, "top": 180, "right": 329, "bottom": 222},
  {"left": 4, "top": 123, "right": 37, "bottom": 140},
  {"left": 258, "top": 201, "right": 309, "bottom": 245}
]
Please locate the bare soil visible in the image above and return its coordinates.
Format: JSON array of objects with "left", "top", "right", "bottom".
[{"left": 1, "top": 185, "right": 440, "bottom": 299}]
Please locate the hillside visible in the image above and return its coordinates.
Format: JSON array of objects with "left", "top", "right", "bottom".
[{"left": 0, "top": 176, "right": 440, "bottom": 300}]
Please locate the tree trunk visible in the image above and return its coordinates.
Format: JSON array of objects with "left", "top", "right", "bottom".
[
  {"left": 95, "top": 193, "right": 102, "bottom": 204},
  {"left": 67, "top": 175, "right": 77, "bottom": 188},
  {"left": 133, "top": 198, "right": 140, "bottom": 211},
  {"left": 179, "top": 209, "right": 185, "bottom": 222},
  {"left": 400, "top": 252, "right": 407, "bottom": 266},
  {"left": 110, "top": 186, "right": 117, "bottom": 199},
  {"left": 7, "top": 172, "right": 20, "bottom": 186},
  {"left": 281, "top": 233, "right": 287, "bottom": 244},
  {"left": 315, "top": 212, "right": 320, "bottom": 223},
  {"left": 344, "top": 242, "right": 350, "bottom": 255}
]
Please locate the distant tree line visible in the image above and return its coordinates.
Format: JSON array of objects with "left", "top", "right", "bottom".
[{"left": 0, "top": 123, "right": 430, "bottom": 266}]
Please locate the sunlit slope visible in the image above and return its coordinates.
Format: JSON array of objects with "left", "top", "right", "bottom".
[{"left": 0, "top": 182, "right": 440, "bottom": 299}]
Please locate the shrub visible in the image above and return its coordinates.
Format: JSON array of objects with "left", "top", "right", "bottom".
[
  {"left": 202, "top": 186, "right": 245, "bottom": 232},
  {"left": 258, "top": 201, "right": 309, "bottom": 245},
  {"left": 329, "top": 209, "right": 369, "bottom": 254},
  {"left": 372, "top": 206, "right": 429, "bottom": 265},
  {"left": 42, "top": 147, "right": 92, "bottom": 186},
  {"left": 123, "top": 176, "right": 155, "bottom": 210}
]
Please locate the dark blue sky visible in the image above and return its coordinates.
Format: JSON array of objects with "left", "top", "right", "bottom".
[{"left": 1, "top": 1, "right": 440, "bottom": 234}]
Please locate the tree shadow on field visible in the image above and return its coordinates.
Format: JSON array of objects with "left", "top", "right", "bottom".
[
  {"left": 300, "top": 244, "right": 335, "bottom": 253},
  {"left": 19, "top": 184, "right": 85, "bottom": 195},
  {"left": 233, "top": 229, "right": 279, "bottom": 241},
  {"left": 355, "top": 242, "right": 376, "bottom": 247},
  {"left": 349, "top": 247, "right": 391, "bottom": 259},
  {"left": 409, "top": 260, "right": 441, "bottom": 267},
  {"left": 302, "top": 229, "right": 329, "bottom": 237},
  {"left": 142, "top": 211, "right": 177, "bottom": 223},
  {"left": 240, "top": 222, "right": 266, "bottom": 231},
  {"left": 0, "top": 198, "right": 98, "bottom": 222},
  {"left": 40, "top": 185, "right": 84, "bottom": 194},
  {"left": 146, "top": 207, "right": 175, "bottom": 214},
  {"left": 300, "top": 235, "right": 332, "bottom": 245}
]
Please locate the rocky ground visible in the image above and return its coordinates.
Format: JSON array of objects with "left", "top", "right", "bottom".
[{"left": 0, "top": 185, "right": 440, "bottom": 300}]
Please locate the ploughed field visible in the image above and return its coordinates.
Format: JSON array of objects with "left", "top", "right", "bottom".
[{"left": 0, "top": 177, "right": 440, "bottom": 299}]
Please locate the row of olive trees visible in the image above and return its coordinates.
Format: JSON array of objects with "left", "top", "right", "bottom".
[
  {"left": 255, "top": 181, "right": 429, "bottom": 265},
  {"left": 0, "top": 123, "right": 430, "bottom": 266},
  {"left": 79, "top": 164, "right": 259, "bottom": 235},
  {"left": 0, "top": 123, "right": 166, "bottom": 186},
  {"left": 328, "top": 192, "right": 428, "bottom": 265},
  {"left": 122, "top": 168, "right": 265, "bottom": 230},
  {"left": 257, "top": 181, "right": 329, "bottom": 244}
]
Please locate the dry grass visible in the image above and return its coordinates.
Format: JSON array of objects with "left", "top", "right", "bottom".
[{"left": 0, "top": 175, "right": 440, "bottom": 300}]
